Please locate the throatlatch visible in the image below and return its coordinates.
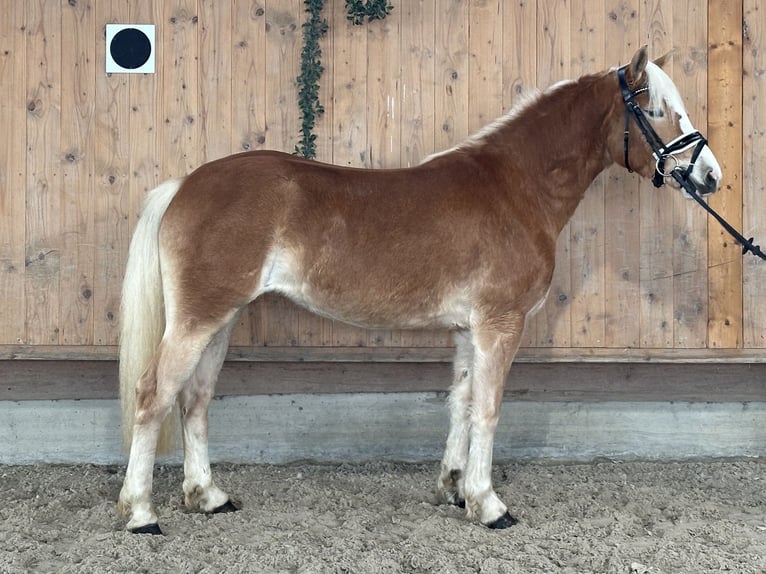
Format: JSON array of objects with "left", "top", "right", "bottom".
[{"left": 618, "top": 65, "right": 766, "bottom": 261}]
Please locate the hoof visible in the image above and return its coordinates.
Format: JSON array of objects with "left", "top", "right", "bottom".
[
  {"left": 452, "top": 497, "right": 466, "bottom": 509},
  {"left": 130, "top": 523, "right": 163, "bottom": 535},
  {"left": 486, "top": 511, "right": 518, "bottom": 530},
  {"left": 210, "top": 499, "right": 240, "bottom": 514}
]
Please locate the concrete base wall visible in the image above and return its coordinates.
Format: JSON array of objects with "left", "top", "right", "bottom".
[{"left": 2, "top": 394, "right": 764, "bottom": 464}]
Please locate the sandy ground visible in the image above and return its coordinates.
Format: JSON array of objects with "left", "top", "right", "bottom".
[{"left": 0, "top": 459, "right": 764, "bottom": 574}]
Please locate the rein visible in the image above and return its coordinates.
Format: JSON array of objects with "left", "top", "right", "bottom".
[{"left": 618, "top": 65, "right": 766, "bottom": 261}]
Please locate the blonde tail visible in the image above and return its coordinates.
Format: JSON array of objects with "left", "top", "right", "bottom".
[{"left": 119, "top": 179, "right": 183, "bottom": 455}]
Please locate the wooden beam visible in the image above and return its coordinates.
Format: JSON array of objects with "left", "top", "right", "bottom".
[
  {"left": 707, "top": 0, "right": 744, "bottom": 348},
  {"left": 4, "top": 343, "right": 766, "bottom": 363},
  {"left": 3, "top": 359, "right": 766, "bottom": 403}
]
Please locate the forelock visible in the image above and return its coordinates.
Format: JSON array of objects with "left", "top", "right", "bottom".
[{"left": 645, "top": 61, "right": 688, "bottom": 118}]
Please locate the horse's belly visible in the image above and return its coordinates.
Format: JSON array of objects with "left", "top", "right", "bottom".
[{"left": 257, "top": 247, "right": 471, "bottom": 331}]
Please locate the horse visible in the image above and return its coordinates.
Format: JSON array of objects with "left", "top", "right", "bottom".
[{"left": 117, "top": 46, "right": 721, "bottom": 534}]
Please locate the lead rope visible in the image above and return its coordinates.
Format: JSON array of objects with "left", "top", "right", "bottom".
[{"left": 671, "top": 170, "right": 766, "bottom": 260}]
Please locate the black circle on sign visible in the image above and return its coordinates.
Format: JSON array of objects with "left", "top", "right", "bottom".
[{"left": 110, "top": 28, "right": 151, "bottom": 70}]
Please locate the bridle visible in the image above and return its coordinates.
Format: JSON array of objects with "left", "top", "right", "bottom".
[
  {"left": 617, "top": 65, "right": 708, "bottom": 189},
  {"left": 617, "top": 64, "right": 766, "bottom": 260}
]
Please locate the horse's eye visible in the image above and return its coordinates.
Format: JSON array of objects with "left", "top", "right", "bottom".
[{"left": 643, "top": 108, "right": 665, "bottom": 118}]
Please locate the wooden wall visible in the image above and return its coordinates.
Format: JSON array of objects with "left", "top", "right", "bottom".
[{"left": 0, "top": 0, "right": 762, "bottom": 362}]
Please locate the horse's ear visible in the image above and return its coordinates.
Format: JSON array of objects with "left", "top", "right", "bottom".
[
  {"left": 653, "top": 50, "right": 675, "bottom": 69},
  {"left": 627, "top": 45, "right": 649, "bottom": 87}
]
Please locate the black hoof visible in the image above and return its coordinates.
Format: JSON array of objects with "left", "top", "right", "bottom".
[
  {"left": 130, "top": 523, "right": 163, "bottom": 535},
  {"left": 486, "top": 511, "right": 518, "bottom": 530},
  {"left": 210, "top": 499, "right": 240, "bottom": 514},
  {"left": 452, "top": 497, "right": 466, "bottom": 509}
]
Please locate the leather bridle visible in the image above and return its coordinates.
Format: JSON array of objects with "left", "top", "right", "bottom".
[
  {"left": 617, "top": 64, "right": 766, "bottom": 260},
  {"left": 618, "top": 65, "right": 708, "bottom": 189}
]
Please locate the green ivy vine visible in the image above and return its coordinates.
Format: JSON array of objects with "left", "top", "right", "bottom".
[
  {"left": 295, "top": 0, "right": 393, "bottom": 159},
  {"left": 345, "top": 0, "right": 393, "bottom": 25}
]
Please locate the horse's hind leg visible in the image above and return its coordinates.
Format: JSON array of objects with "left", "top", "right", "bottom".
[
  {"left": 437, "top": 330, "right": 474, "bottom": 507},
  {"left": 179, "top": 320, "right": 237, "bottom": 514},
  {"left": 118, "top": 328, "right": 213, "bottom": 534}
]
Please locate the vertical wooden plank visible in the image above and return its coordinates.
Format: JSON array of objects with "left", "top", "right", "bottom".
[
  {"left": 503, "top": 0, "right": 537, "bottom": 347},
  {"left": 0, "top": 0, "right": 26, "bottom": 344},
  {"left": 366, "top": 4, "right": 401, "bottom": 169},
  {"left": 60, "top": 0, "right": 96, "bottom": 346},
  {"left": 435, "top": 0, "right": 469, "bottom": 152},
  {"left": 365, "top": 3, "right": 402, "bottom": 347},
  {"left": 671, "top": 0, "right": 708, "bottom": 348},
  {"left": 94, "top": 1, "right": 131, "bottom": 346},
  {"left": 231, "top": 0, "right": 267, "bottom": 155},
  {"left": 25, "top": 0, "right": 62, "bottom": 345},
  {"left": 230, "top": 0, "right": 267, "bottom": 346},
  {"left": 124, "top": 0, "right": 162, "bottom": 345},
  {"left": 259, "top": 0, "right": 302, "bottom": 346},
  {"left": 707, "top": 0, "right": 743, "bottom": 348},
  {"left": 534, "top": 0, "right": 571, "bottom": 347},
  {"left": 331, "top": 0, "right": 368, "bottom": 168},
  {"left": 398, "top": 0, "right": 447, "bottom": 348},
  {"left": 411, "top": 0, "right": 468, "bottom": 348},
  {"left": 743, "top": 0, "right": 766, "bottom": 347},
  {"left": 400, "top": 0, "right": 435, "bottom": 167},
  {"left": 263, "top": 0, "right": 301, "bottom": 153},
  {"left": 311, "top": 0, "right": 334, "bottom": 166},
  {"left": 199, "top": 0, "right": 233, "bottom": 164},
  {"left": 128, "top": 0, "right": 162, "bottom": 225},
  {"left": 502, "top": 0, "right": 536, "bottom": 110},
  {"left": 638, "top": 0, "right": 674, "bottom": 347},
  {"left": 467, "top": 0, "right": 502, "bottom": 132},
  {"left": 569, "top": 0, "right": 606, "bottom": 348},
  {"left": 298, "top": 0, "right": 333, "bottom": 346},
  {"left": 161, "top": 0, "right": 199, "bottom": 180},
  {"left": 329, "top": 0, "right": 369, "bottom": 347},
  {"left": 603, "top": 0, "right": 641, "bottom": 348}
]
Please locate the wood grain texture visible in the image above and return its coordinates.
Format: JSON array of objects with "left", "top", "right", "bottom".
[
  {"left": 706, "top": 0, "right": 743, "bottom": 349},
  {"left": 0, "top": 1, "right": 757, "bottom": 366},
  {"left": 570, "top": 0, "right": 606, "bottom": 348},
  {"left": 638, "top": 0, "right": 674, "bottom": 347},
  {"left": 25, "top": 0, "right": 62, "bottom": 345},
  {"left": 0, "top": 1, "right": 26, "bottom": 345},
  {"left": 229, "top": 0, "right": 267, "bottom": 346},
  {"left": 4, "top": 358, "right": 766, "bottom": 402},
  {"left": 257, "top": 2, "right": 302, "bottom": 347},
  {"left": 199, "top": 0, "right": 233, "bottom": 164},
  {"left": 603, "top": 0, "right": 641, "bottom": 348},
  {"left": 93, "top": 0, "right": 130, "bottom": 347},
  {"left": 59, "top": 0, "right": 95, "bottom": 346},
  {"left": 534, "top": 0, "right": 572, "bottom": 347},
  {"left": 365, "top": 1, "right": 401, "bottom": 347},
  {"left": 671, "top": 0, "right": 709, "bottom": 349},
  {"left": 742, "top": 0, "right": 765, "bottom": 348}
]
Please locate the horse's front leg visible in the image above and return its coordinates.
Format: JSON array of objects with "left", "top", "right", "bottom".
[
  {"left": 437, "top": 330, "right": 474, "bottom": 508},
  {"left": 463, "top": 318, "right": 523, "bottom": 529}
]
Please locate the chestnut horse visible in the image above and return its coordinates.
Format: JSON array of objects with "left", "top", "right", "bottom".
[{"left": 118, "top": 47, "right": 721, "bottom": 534}]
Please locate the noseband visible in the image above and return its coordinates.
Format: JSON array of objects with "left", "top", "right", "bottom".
[
  {"left": 617, "top": 65, "right": 766, "bottom": 260},
  {"left": 617, "top": 65, "right": 708, "bottom": 189}
]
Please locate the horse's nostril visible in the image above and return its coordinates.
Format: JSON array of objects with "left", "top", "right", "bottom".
[{"left": 706, "top": 170, "right": 719, "bottom": 184}]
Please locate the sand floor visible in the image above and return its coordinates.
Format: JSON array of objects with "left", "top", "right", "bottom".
[{"left": 0, "top": 459, "right": 764, "bottom": 573}]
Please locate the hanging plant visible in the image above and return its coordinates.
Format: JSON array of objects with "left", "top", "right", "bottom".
[
  {"left": 295, "top": 0, "right": 393, "bottom": 159},
  {"left": 295, "top": 0, "right": 328, "bottom": 160},
  {"left": 345, "top": 0, "right": 393, "bottom": 25}
]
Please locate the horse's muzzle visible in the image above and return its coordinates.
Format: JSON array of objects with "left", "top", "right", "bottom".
[{"left": 689, "top": 167, "right": 720, "bottom": 196}]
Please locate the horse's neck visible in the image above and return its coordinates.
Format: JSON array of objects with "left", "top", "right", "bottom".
[{"left": 485, "top": 74, "right": 615, "bottom": 234}]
